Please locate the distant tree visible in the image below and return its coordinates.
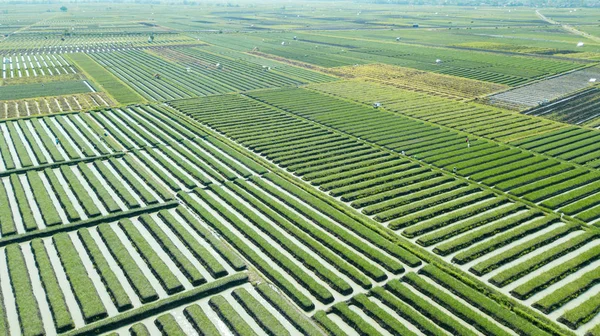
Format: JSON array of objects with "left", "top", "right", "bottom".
[{"left": 60, "top": 6, "right": 67, "bottom": 12}]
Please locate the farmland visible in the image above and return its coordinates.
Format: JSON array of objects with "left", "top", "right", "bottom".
[{"left": 0, "top": 1, "right": 599, "bottom": 336}]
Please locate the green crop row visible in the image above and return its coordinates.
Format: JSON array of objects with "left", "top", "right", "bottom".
[
  {"left": 452, "top": 216, "right": 557, "bottom": 265},
  {"left": 524, "top": 172, "right": 600, "bottom": 203},
  {"left": 123, "top": 155, "right": 173, "bottom": 202},
  {"left": 250, "top": 175, "right": 407, "bottom": 272},
  {"left": 45, "top": 118, "right": 81, "bottom": 160},
  {"left": 0, "top": 180, "right": 17, "bottom": 236},
  {"left": 53, "top": 233, "right": 107, "bottom": 323},
  {"left": 163, "top": 208, "right": 233, "bottom": 277},
  {"left": 263, "top": 173, "right": 421, "bottom": 267},
  {"left": 31, "top": 118, "right": 64, "bottom": 163},
  {"left": 146, "top": 147, "right": 196, "bottom": 189},
  {"left": 93, "top": 161, "right": 139, "bottom": 209},
  {"left": 55, "top": 116, "right": 95, "bottom": 157},
  {"left": 77, "top": 229, "right": 133, "bottom": 312},
  {"left": 97, "top": 224, "right": 159, "bottom": 303},
  {"left": 232, "top": 287, "right": 289, "bottom": 336},
  {"left": 107, "top": 158, "right": 157, "bottom": 206},
  {"left": 129, "top": 323, "right": 150, "bottom": 336},
  {"left": 229, "top": 180, "right": 373, "bottom": 287},
  {"left": 380, "top": 280, "right": 476, "bottom": 336},
  {"left": 179, "top": 191, "right": 313, "bottom": 311},
  {"left": 535, "top": 264, "right": 600, "bottom": 314},
  {"left": 417, "top": 203, "right": 524, "bottom": 247},
  {"left": 389, "top": 189, "right": 489, "bottom": 230},
  {"left": 139, "top": 214, "right": 205, "bottom": 286},
  {"left": 198, "top": 185, "right": 335, "bottom": 304},
  {"left": 65, "top": 273, "right": 248, "bottom": 336},
  {"left": 560, "top": 292, "right": 600, "bottom": 330},
  {"left": 6, "top": 244, "right": 44, "bottom": 336},
  {"left": 209, "top": 295, "right": 258, "bottom": 336},
  {"left": 26, "top": 171, "right": 62, "bottom": 226},
  {"left": 434, "top": 211, "right": 541, "bottom": 256},
  {"left": 30, "top": 239, "right": 74, "bottom": 333},
  {"left": 194, "top": 138, "right": 253, "bottom": 178},
  {"left": 17, "top": 120, "right": 48, "bottom": 165},
  {"left": 418, "top": 265, "right": 551, "bottom": 336},
  {"left": 78, "top": 162, "right": 120, "bottom": 213},
  {"left": 155, "top": 313, "right": 185, "bottom": 336},
  {"left": 6, "top": 122, "right": 33, "bottom": 167},
  {"left": 490, "top": 231, "right": 597, "bottom": 287},
  {"left": 169, "top": 142, "right": 223, "bottom": 184},
  {"left": 44, "top": 168, "right": 80, "bottom": 222},
  {"left": 183, "top": 304, "right": 220, "bottom": 336},
  {"left": 331, "top": 302, "right": 382, "bottom": 335},
  {"left": 159, "top": 144, "right": 213, "bottom": 185},
  {"left": 352, "top": 293, "right": 418, "bottom": 335},
  {"left": 59, "top": 165, "right": 101, "bottom": 218},
  {"left": 119, "top": 219, "right": 184, "bottom": 295},
  {"left": 471, "top": 224, "right": 577, "bottom": 276},
  {"left": 0, "top": 131, "right": 16, "bottom": 170},
  {"left": 10, "top": 174, "right": 37, "bottom": 231},
  {"left": 512, "top": 241, "right": 600, "bottom": 300},
  {"left": 542, "top": 181, "right": 600, "bottom": 211}
]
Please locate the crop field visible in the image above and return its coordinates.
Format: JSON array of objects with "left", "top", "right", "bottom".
[
  {"left": 488, "top": 66, "right": 600, "bottom": 108},
  {"left": 523, "top": 87, "right": 600, "bottom": 126},
  {"left": 1, "top": 1, "right": 600, "bottom": 336}
]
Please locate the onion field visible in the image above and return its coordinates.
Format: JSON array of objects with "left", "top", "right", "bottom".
[{"left": 1, "top": 2, "right": 600, "bottom": 336}]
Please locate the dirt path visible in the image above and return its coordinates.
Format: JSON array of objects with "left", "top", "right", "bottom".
[{"left": 536, "top": 10, "right": 600, "bottom": 43}]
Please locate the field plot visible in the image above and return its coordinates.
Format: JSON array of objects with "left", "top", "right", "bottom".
[
  {"left": 328, "top": 63, "right": 508, "bottom": 99},
  {"left": 201, "top": 31, "right": 584, "bottom": 86},
  {"left": 171, "top": 93, "right": 594, "bottom": 333},
  {"left": 0, "top": 80, "right": 92, "bottom": 101},
  {"left": 314, "top": 265, "right": 553, "bottom": 336},
  {"left": 0, "top": 33, "right": 200, "bottom": 53},
  {"left": 0, "top": 92, "right": 112, "bottom": 119},
  {"left": 311, "top": 79, "right": 561, "bottom": 142},
  {"left": 523, "top": 87, "right": 600, "bottom": 126},
  {"left": 86, "top": 47, "right": 333, "bottom": 102},
  {"left": 488, "top": 66, "right": 600, "bottom": 108},
  {"left": 1, "top": 53, "right": 76, "bottom": 80}
]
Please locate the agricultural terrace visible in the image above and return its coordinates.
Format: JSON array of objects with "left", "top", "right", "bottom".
[{"left": 0, "top": 2, "right": 599, "bottom": 336}]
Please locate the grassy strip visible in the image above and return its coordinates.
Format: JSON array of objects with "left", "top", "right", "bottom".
[
  {"left": 180, "top": 191, "right": 313, "bottom": 310},
  {"left": 97, "top": 224, "right": 159, "bottom": 303},
  {"left": 10, "top": 174, "right": 37, "bottom": 231},
  {"left": 434, "top": 211, "right": 541, "bottom": 256},
  {"left": 490, "top": 231, "right": 598, "bottom": 287},
  {"left": 172, "top": 207, "right": 245, "bottom": 272},
  {"left": 123, "top": 155, "right": 173, "bottom": 201},
  {"left": 65, "top": 273, "right": 248, "bottom": 336},
  {"left": 16, "top": 120, "right": 47, "bottom": 164},
  {"left": 313, "top": 311, "right": 345, "bottom": 336},
  {"left": 79, "top": 113, "right": 123, "bottom": 152},
  {"left": 420, "top": 265, "right": 552, "bottom": 336},
  {"left": 26, "top": 171, "right": 62, "bottom": 226},
  {"left": 55, "top": 116, "right": 96, "bottom": 157},
  {"left": 182, "top": 140, "right": 236, "bottom": 180},
  {"left": 44, "top": 118, "right": 81, "bottom": 160},
  {"left": 169, "top": 142, "right": 225, "bottom": 184},
  {"left": 233, "top": 287, "right": 290, "bottom": 336},
  {"left": 535, "top": 264, "right": 600, "bottom": 314},
  {"left": 66, "top": 53, "right": 144, "bottom": 105},
  {"left": 195, "top": 138, "right": 253, "bottom": 178},
  {"left": 119, "top": 219, "right": 183, "bottom": 295},
  {"left": 133, "top": 149, "right": 182, "bottom": 192},
  {"left": 77, "top": 229, "right": 132, "bottom": 312},
  {"left": 230, "top": 180, "right": 373, "bottom": 288},
  {"left": 53, "top": 233, "right": 107, "bottom": 323},
  {"left": 353, "top": 293, "right": 418, "bottom": 336},
  {"left": 452, "top": 216, "right": 558, "bottom": 265},
  {"left": 108, "top": 158, "right": 158, "bottom": 205},
  {"left": 0, "top": 131, "right": 15, "bottom": 170},
  {"left": 139, "top": 214, "right": 205, "bottom": 286},
  {"left": 31, "top": 118, "right": 63, "bottom": 163},
  {"left": 6, "top": 122, "right": 33, "bottom": 167},
  {"left": 0, "top": 180, "right": 17, "bottom": 236},
  {"left": 470, "top": 224, "right": 579, "bottom": 276},
  {"left": 0, "top": 200, "right": 176, "bottom": 249},
  {"left": 213, "top": 182, "right": 350, "bottom": 297},
  {"left": 262, "top": 173, "right": 421, "bottom": 267},
  {"left": 78, "top": 162, "right": 120, "bottom": 213},
  {"left": 183, "top": 304, "right": 221, "bottom": 336},
  {"left": 209, "top": 295, "right": 258, "bottom": 336},
  {"left": 6, "top": 245, "right": 44, "bottom": 336},
  {"left": 30, "top": 239, "right": 74, "bottom": 333},
  {"left": 0, "top": 152, "right": 120, "bottom": 179},
  {"left": 66, "top": 114, "right": 110, "bottom": 156},
  {"left": 560, "top": 292, "right": 600, "bottom": 330},
  {"left": 512, "top": 242, "right": 600, "bottom": 300},
  {"left": 44, "top": 168, "right": 80, "bottom": 221},
  {"left": 129, "top": 323, "right": 150, "bottom": 336},
  {"left": 196, "top": 186, "right": 334, "bottom": 304},
  {"left": 330, "top": 302, "right": 381, "bottom": 335},
  {"left": 59, "top": 165, "right": 101, "bottom": 218},
  {"left": 206, "top": 136, "right": 268, "bottom": 174},
  {"left": 377, "top": 282, "right": 473, "bottom": 336},
  {"left": 93, "top": 161, "right": 140, "bottom": 209},
  {"left": 155, "top": 313, "right": 185, "bottom": 335}
]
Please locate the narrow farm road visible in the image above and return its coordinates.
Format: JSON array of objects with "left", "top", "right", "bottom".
[{"left": 536, "top": 9, "right": 600, "bottom": 43}]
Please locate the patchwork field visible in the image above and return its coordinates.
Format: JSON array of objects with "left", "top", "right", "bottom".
[{"left": 0, "top": 2, "right": 599, "bottom": 336}]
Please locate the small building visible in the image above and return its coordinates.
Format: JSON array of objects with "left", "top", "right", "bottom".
[{"left": 373, "top": 102, "right": 382, "bottom": 108}]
